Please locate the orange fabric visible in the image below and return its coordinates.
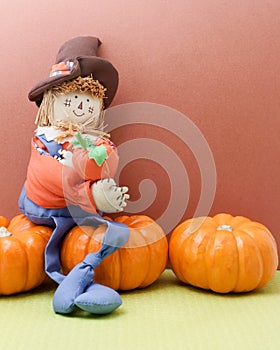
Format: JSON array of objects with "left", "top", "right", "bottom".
[
  {"left": 25, "top": 139, "right": 119, "bottom": 213},
  {"left": 72, "top": 139, "right": 119, "bottom": 181},
  {"left": 32, "top": 137, "right": 46, "bottom": 151}
]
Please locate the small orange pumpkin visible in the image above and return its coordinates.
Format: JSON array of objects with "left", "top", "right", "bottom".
[
  {"left": 61, "top": 215, "right": 168, "bottom": 290},
  {"left": 0, "top": 214, "right": 53, "bottom": 295},
  {"left": 169, "top": 213, "right": 278, "bottom": 293}
]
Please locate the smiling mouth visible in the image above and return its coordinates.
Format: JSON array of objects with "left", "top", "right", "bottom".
[{"left": 73, "top": 111, "right": 85, "bottom": 117}]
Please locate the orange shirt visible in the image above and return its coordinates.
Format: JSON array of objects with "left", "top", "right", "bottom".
[{"left": 25, "top": 139, "right": 119, "bottom": 214}]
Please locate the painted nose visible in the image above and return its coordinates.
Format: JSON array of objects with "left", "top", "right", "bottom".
[{"left": 78, "top": 101, "right": 83, "bottom": 110}]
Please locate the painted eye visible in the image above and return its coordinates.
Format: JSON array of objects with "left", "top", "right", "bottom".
[
  {"left": 64, "top": 99, "right": 71, "bottom": 107},
  {"left": 87, "top": 99, "right": 90, "bottom": 102},
  {"left": 75, "top": 96, "right": 78, "bottom": 99}
]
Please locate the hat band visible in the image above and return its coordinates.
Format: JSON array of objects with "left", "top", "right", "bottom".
[{"left": 50, "top": 61, "right": 74, "bottom": 77}]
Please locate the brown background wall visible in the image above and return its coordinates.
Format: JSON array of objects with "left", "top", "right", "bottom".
[{"left": 0, "top": 0, "right": 279, "bottom": 263}]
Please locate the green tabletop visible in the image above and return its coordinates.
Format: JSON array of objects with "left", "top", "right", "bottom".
[{"left": 1, "top": 269, "right": 279, "bottom": 350}]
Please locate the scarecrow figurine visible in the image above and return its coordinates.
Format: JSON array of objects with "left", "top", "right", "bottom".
[{"left": 19, "top": 36, "right": 130, "bottom": 315}]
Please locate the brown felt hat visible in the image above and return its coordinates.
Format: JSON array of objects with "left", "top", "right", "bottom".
[{"left": 28, "top": 36, "right": 119, "bottom": 109}]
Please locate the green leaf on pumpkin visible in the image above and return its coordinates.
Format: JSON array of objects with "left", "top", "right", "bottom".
[
  {"left": 72, "top": 133, "right": 89, "bottom": 149},
  {"left": 88, "top": 145, "right": 108, "bottom": 166}
]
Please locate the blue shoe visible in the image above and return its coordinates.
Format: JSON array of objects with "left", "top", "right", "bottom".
[{"left": 74, "top": 283, "right": 122, "bottom": 314}]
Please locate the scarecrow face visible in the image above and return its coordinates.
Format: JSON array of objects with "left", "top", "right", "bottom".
[{"left": 53, "top": 91, "right": 102, "bottom": 125}]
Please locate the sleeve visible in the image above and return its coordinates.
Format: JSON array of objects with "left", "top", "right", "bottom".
[{"left": 62, "top": 165, "right": 98, "bottom": 214}]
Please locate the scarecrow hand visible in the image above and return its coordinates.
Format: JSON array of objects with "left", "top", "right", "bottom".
[
  {"left": 58, "top": 150, "right": 74, "bottom": 168},
  {"left": 91, "top": 179, "right": 129, "bottom": 213}
]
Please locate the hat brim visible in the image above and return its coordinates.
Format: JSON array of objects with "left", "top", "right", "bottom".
[{"left": 28, "top": 56, "right": 119, "bottom": 109}]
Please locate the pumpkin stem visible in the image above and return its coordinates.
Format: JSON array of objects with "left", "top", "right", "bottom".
[
  {"left": 0, "top": 226, "right": 12, "bottom": 237},
  {"left": 217, "top": 224, "right": 233, "bottom": 232}
]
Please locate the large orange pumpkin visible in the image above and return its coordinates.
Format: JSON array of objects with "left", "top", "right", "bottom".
[
  {"left": 61, "top": 215, "right": 168, "bottom": 290},
  {"left": 0, "top": 214, "right": 53, "bottom": 295},
  {"left": 169, "top": 213, "right": 278, "bottom": 293}
]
